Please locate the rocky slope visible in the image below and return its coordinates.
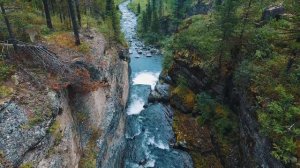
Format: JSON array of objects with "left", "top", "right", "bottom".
[
  {"left": 0, "top": 31, "right": 129, "bottom": 168},
  {"left": 162, "top": 58, "right": 284, "bottom": 167}
]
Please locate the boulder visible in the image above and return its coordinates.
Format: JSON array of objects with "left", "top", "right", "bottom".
[
  {"left": 159, "top": 73, "right": 173, "bottom": 84},
  {"left": 155, "top": 83, "right": 170, "bottom": 100},
  {"left": 148, "top": 90, "right": 161, "bottom": 103},
  {"left": 262, "top": 6, "right": 285, "bottom": 21},
  {"left": 118, "top": 49, "right": 130, "bottom": 61},
  {"left": 148, "top": 83, "right": 170, "bottom": 103}
]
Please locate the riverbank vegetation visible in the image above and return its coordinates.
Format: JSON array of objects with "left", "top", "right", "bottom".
[{"left": 130, "top": 0, "right": 300, "bottom": 166}]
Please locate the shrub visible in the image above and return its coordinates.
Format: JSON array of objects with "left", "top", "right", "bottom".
[
  {"left": 20, "top": 162, "right": 34, "bottom": 168},
  {"left": 176, "top": 75, "right": 188, "bottom": 88},
  {"left": 49, "top": 120, "right": 63, "bottom": 146},
  {"left": 78, "top": 128, "right": 100, "bottom": 168},
  {"left": 28, "top": 115, "right": 43, "bottom": 127},
  {"left": 78, "top": 42, "right": 91, "bottom": 54},
  {"left": 0, "top": 61, "right": 13, "bottom": 82},
  {"left": 214, "top": 118, "right": 234, "bottom": 136},
  {"left": 257, "top": 85, "right": 300, "bottom": 164},
  {"left": 162, "top": 37, "right": 175, "bottom": 69},
  {"left": 271, "top": 137, "right": 297, "bottom": 164},
  {"left": 173, "top": 15, "right": 218, "bottom": 60},
  {"left": 171, "top": 85, "right": 196, "bottom": 111},
  {"left": 40, "top": 25, "right": 52, "bottom": 35},
  {"left": 196, "top": 92, "right": 237, "bottom": 137},
  {"left": 0, "top": 86, "right": 13, "bottom": 98}
]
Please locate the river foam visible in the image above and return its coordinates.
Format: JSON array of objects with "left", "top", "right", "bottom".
[
  {"left": 147, "top": 137, "right": 170, "bottom": 150},
  {"left": 127, "top": 97, "right": 145, "bottom": 115},
  {"left": 132, "top": 71, "right": 160, "bottom": 90}
]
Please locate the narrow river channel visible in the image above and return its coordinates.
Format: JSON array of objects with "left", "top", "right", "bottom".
[{"left": 120, "top": 1, "right": 193, "bottom": 168}]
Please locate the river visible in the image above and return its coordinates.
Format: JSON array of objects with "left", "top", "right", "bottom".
[{"left": 119, "top": 1, "right": 193, "bottom": 168}]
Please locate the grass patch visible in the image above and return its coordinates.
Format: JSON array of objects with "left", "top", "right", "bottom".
[
  {"left": 49, "top": 120, "right": 63, "bottom": 146},
  {"left": 20, "top": 162, "right": 34, "bottom": 168},
  {"left": 79, "top": 128, "right": 101, "bottom": 168},
  {"left": 46, "top": 32, "right": 92, "bottom": 54},
  {"left": 28, "top": 115, "right": 44, "bottom": 127},
  {"left": 0, "top": 86, "right": 13, "bottom": 99},
  {"left": 0, "top": 60, "right": 14, "bottom": 82}
]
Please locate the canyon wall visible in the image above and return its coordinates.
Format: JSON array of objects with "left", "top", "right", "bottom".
[{"left": 0, "top": 45, "right": 129, "bottom": 168}]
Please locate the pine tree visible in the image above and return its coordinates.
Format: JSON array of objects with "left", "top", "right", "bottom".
[
  {"left": 282, "top": 0, "right": 300, "bottom": 72},
  {"left": 42, "top": 0, "right": 53, "bottom": 29},
  {"left": 68, "top": 0, "right": 80, "bottom": 45},
  {"left": 142, "top": 11, "right": 148, "bottom": 32},
  {"left": 137, "top": 3, "right": 141, "bottom": 14},
  {"left": 146, "top": 0, "right": 152, "bottom": 23},
  {"left": 158, "top": 0, "right": 163, "bottom": 18},
  {"left": 75, "top": 0, "right": 81, "bottom": 27},
  {"left": 173, "top": 0, "right": 185, "bottom": 19},
  {"left": 0, "top": 2, "right": 17, "bottom": 50},
  {"left": 215, "top": 0, "right": 240, "bottom": 72},
  {"left": 151, "top": 12, "right": 159, "bottom": 32}
]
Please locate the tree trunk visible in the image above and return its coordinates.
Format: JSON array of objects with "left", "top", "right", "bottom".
[
  {"left": 50, "top": 0, "right": 55, "bottom": 15},
  {"left": 42, "top": 0, "right": 53, "bottom": 29},
  {"left": 75, "top": 0, "right": 81, "bottom": 27},
  {"left": 68, "top": 0, "right": 80, "bottom": 45},
  {"left": 286, "top": 56, "right": 295, "bottom": 74},
  {"left": 59, "top": 10, "right": 63, "bottom": 23},
  {"left": 0, "top": 3, "right": 17, "bottom": 51}
]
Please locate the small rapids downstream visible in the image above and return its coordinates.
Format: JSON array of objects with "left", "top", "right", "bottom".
[{"left": 120, "top": 1, "right": 193, "bottom": 168}]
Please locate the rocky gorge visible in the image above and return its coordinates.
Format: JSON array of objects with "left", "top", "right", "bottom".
[{"left": 0, "top": 0, "right": 297, "bottom": 167}]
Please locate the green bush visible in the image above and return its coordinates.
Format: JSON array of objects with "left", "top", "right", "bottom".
[
  {"left": 214, "top": 118, "right": 234, "bottom": 136},
  {"left": 40, "top": 25, "right": 52, "bottom": 35},
  {"left": 173, "top": 15, "right": 219, "bottom": 59},
  {"left": 196, "top": 92, "right": 215, "bottom": 116},
  {"left": 196, "top": 92, "right": 237, "bottom": 137},
  {"left": 176, "top": 75, "right": 188, "bottom": 88},
  {"left": 49, "top": 120, "right": 63, "bottom": 146},
  {"left": 0, "top": 86, "right": 13, "bottom": 98},
  {"left": 271, "top": 137, "right": 297, "bottom": 164},
  {"left": 78, "top": 42, "right": 91, "bottom": 54},
  {"left": 0, "top": 61, "right": 13, "bottom": 82},
  {"left": 162, "top": 37, "right": 175, "bottom": 69},
  {"left": 258, "top": 85, "right": 300, "bottom": 163}
]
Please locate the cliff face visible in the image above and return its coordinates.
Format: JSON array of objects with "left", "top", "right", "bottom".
[
  {"left": 0, "top": 33, "right": 129, "bottom": 168},
  {"left": 165, "top": 59, "right": 284, "bottom": 168}
]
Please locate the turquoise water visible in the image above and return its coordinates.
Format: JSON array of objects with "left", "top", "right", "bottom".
[{"left": 120, "top": 1, "right": 193, "bottom": 167}]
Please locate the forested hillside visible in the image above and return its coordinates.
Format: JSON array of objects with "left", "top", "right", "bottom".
[
  {"left": 0, "top": 0, "right": 125, "bottom": 106},
  {"left": 130, "top": 0, "right": 300, "bottom": 167},
  {"left": 0, "top": 0, "right": 123, "bottom": 44}
]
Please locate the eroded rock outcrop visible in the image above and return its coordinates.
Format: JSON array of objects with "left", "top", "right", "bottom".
[{"left": 0, "top": 31, "right": 129, "bottom": 168}]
